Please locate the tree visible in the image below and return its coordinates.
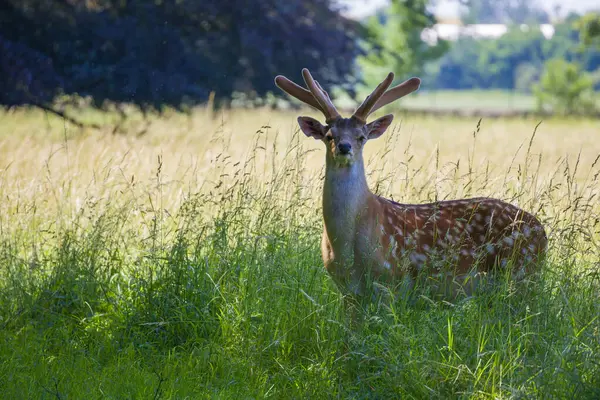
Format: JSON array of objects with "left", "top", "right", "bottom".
[
  {"left": 359, "top": 0, "right": 449, "bottom": 90},
  {"left": 429, "top": 13, "right": 600, "bottom": 92},
  {"left": 534, "top": 58, "right": 597, "bottom": 114},
  {"left": 461, "top": 0, "right": 550, "bottom": 24},
  {"left": 0, "top": 0, "right": 366, "bottom": 113},
  {"left": 432, "top": 26, "right": 547, "bottom": 90},
  {"left": 575, "top": 12, "right": 600, "bottom": 49}
]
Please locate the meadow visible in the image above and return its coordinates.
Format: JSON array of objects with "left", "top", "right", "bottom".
[
  {"left": 337, "top": 90, "right": 540, "bottom": 113},
  {"left": 0, "top": 104, "right": 599, "bottom": 398}
]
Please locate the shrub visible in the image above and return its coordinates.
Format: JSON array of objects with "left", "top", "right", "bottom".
[{"left": 534, "top": 58, "right": 598, "bottom": 114}]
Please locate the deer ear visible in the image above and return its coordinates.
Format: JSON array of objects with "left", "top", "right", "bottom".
[
  {"left": 366, "top": 114, "right": 394, "bottom": 140},
  {"left": 298, "top": 116, "right": 326, "bottom": 140}
]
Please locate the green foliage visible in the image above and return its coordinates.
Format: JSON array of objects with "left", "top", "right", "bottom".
[
  {"left": 358, "top": 0, "right": 449, "bottom": 90},
  {"left": 462, "top": 0, "right": 550, "bottom": 24},
  {"left": 534, "top": 59, "right": 598, "bottom": 114},
  {"left": 432, "top": 15, "right": 600, "bottom": 94},
  {"left": 575, "top": 12, "right": 600, "bottom": 48},
  {"left": 514, "top": 62, "right": 540, "bottom": 93},
  {"left": 434, "top": 27, "right": 547, "bottom": 90}
]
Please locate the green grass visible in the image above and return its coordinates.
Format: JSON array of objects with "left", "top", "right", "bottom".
[
  {"left": 332, "top": 89, "right": 539, "bottom": 113},
  {"left": 399, "top": 90, "right": 538, "bottom": 112},
  {"left": 338, "top": 89, "right": 599, "bottom": 114},
  {"left": 0, "top": 107, "right": 599, "bottom": 398}
]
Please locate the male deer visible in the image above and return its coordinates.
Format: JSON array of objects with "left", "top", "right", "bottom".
[{"left": 275, "top": 69, "right": 547, "bottom": 301}]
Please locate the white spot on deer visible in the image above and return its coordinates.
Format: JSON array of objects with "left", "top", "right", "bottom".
[
  {"left": 422, "top": 244, "right": 431, "bottom": 252},
  {"left": 389, "top": 236, "right": 398, "bottom": 259},
  {"left": 466, "top": 224, "right": 474, "bottom": 233},
  {"left": 503, "top": 236, "right": 514, "bottom": 246},
  {"left": 486, "top": 244, "right": 495, "bottom": 254},
  {"left": 387, "top": 216, "right": 395, "bottom": 224},
  {"left": 523, "top": 226, "right": 531, "bottom": 237},
  {"left": 450, "top": 235, "right": 461, "bottom": 245},
  {"left": 474, "top": 214, "right": 483, "bottom": 222},
  {"left": 383, "top": 261, "right": 392, "bottom": 270},
  {"left": 528, "top": 244, "right": 536, "bottom": 252}
]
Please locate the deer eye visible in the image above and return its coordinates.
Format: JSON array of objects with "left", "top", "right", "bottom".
[
  {"left": 325, "top": 135, "right": 333, "bottom": 141},
  {"left": 358, "top": 136, "right": 367, "bottom": 142}
]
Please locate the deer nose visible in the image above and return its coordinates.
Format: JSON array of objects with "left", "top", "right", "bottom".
[{"left": 338, "top": 142, "right": 352, "bottom": 154}]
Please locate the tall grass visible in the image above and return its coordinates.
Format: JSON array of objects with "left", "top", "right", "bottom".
[{"left": 0, "top": 106, "right": 599, "bottom": 398}]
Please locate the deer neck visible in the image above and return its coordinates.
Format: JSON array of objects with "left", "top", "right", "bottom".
[{"left": 322, "top": 153, "right": 372, "bottom": 255}]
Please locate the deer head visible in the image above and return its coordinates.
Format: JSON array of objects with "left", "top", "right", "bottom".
[{"left": 274, "top": 69, "right": 421, "bottom": 167}]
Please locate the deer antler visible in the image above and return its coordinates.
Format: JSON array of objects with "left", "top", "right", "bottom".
[
  {"left": 352, "top": 75, "right": 421, "bottom": 123},
  {"left": 274, "top": 69, "right": 341, "bottom": 123},
  {"left": 352, "top": 72, "right": 395, "bottom": 123},
  {"left": 300, "top": 69, "right": 341, "bottom": 122},
  {"left": 275, "top": 69, "right": 421, "bottom": 123},
  {"left": 370, "top": 77, "right": 421, "bottom": 115}
]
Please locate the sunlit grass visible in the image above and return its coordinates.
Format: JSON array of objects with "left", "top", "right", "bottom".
[{"left": 0, "top": 105, "right": 599, "bottom": 398}]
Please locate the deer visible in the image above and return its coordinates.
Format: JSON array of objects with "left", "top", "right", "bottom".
[{"left": 274, "top": 68, "right": 548, "bottom": 303}]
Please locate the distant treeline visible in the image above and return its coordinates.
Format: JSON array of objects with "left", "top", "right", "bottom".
[{"left": 429, "top": 16, "right": 600, "bottom": 92}]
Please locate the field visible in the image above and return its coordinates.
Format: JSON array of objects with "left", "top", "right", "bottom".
[
  {"left": 399, "top": 90, "right": 538, "bottom": 112},
  {"left": 1, "top": 105, "right": 599, "bottom": 398},
  {"left": 335, "top": 90, "right": 540, "bottom": 113},
  {"left": 340, "top": 89, "right": 600, "bottom": 115}
]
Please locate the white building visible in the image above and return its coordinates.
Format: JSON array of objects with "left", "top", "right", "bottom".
[{"left": 421, "top": 23, "right": 555, "bottom": 45}]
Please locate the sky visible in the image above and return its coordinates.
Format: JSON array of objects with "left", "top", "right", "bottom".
[{"left": 339, "top": 0, "right": 600, "bottom": 20}]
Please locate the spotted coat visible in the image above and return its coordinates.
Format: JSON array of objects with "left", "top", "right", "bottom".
[{"left": 322, "top": 196, "right": 547, "bottom": 298}]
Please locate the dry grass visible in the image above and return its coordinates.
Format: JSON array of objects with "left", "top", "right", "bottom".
[{"left": 1, "top": 105, "right": 598, "bottom": 202}]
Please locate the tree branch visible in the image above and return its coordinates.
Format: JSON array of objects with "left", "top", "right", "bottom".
[{"left": 31, "top": 101, "right": 102, "bottom": 130}]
